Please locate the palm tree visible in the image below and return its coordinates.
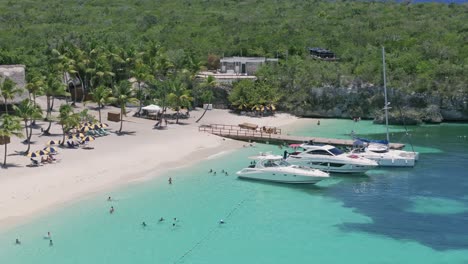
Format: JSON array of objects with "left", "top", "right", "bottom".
[
  {"left": 58, "top": 104, "right": 80, "bottom": 145},
  {"left": 0, "top": 78, "right": 23, "bottom": 113},
  {"left": 195, "top": 75, "right": 216, "bottom": 123},
  {"left": 110, "top": 81, "right": 139, "bottom": 133},
  {"left": 167, "top": 79, "right": 193, "bottom": 124},
  {"left": 131, "top": 61, "right": 152, "bottom": 116},
  {"left": 25, "top": 73, "right": 44, "bottom": 105},
  {"left": 13, "top": 99, "right": 43, "bottom": 153},
  {"left": 51, "top": 49, "right": 77, "bottom": 105},
  {"left": 0, "top": 114, "right": 23, "bottom": 168},
  {"left": 42, "top": 73, "right": 69, "bottom": 134},
  {"left": 88, "top": 85, "right": 112, "bottom": 122}
]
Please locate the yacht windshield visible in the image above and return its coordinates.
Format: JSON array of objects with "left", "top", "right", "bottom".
[
  {"left": 329, "top": 147, "right": 344, "bottom": 155},
  {"left": 274, "top": 160, "right": 290, "bottom": 167}
]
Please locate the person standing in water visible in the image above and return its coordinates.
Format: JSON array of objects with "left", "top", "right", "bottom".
[
  {"left": 110, "top": 206, "right": 114, "bottom": 214},
  {"left": 15, "top": 238, "right": 21, "bottom": 245},
  {"left": 168, "top": 177, "right": 172, "bottom": 184},
  {"left": 49, "top": 240, "right": 53, "bottom": 246}
]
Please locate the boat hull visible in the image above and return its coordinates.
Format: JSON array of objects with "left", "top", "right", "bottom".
[
  {"left": 352, "top": 150, "right": 418, "bottom": 167},
  {"left": 360, "top": 155, "right": 416, "bottom": 167},
  {"left": 236, "top": 169, "right": 325, "bottom": 184},
  {"left": 286, "top": 160, "right": 375, "bottom": 173}
]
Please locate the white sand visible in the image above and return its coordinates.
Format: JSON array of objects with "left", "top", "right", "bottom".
[{"left": 0, "top": 99, "right": 300, "bottom": 230}]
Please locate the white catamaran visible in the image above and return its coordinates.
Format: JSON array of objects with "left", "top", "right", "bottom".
[{"left": 351, "top": 47, "right": 419, "bottom": 167}]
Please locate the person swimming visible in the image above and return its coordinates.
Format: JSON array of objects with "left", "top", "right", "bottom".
[
  {"left": 142, "top": 222, "right": 147, "bottom": 227},
  {"left": 219, "top": 219, "right": 225, "bottom": 224},
  {"left": 225, "top": 172, "right": 228, "bottom": 176},
  {"left": 209, "top": 169, "right": 213, "bottom": 173},
  {"left": 15, "top": 238, "right": 21, "bottom": 245},
  {"left": 159, "top": 217, "right": 164, "bottom": 222},
  {"left": 49, "top": 239, "right": 53, "bottom": 246},
  {"left": 107, "top": 196, "right": 112, "bottom": 201}
]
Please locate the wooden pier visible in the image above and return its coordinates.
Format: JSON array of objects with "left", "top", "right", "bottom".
[{"left": 199, "top": 124, "right": 405, "bottom": 150}]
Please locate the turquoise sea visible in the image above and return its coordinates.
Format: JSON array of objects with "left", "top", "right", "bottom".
[{"left": 1, "top": 119, "right": 468, "bottom": 264}]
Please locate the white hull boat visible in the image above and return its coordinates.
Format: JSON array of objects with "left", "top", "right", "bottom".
[
  {"left": 351, "top": 143, "right": 418, "bottom": 167},
  {"left": 286, "top": 145, "right": 378, "bottom": 173},
  {"left": 236, "top": 154, "right": 329, "bottom": 184},
  {"left": 350, "top": 48, "right": 419, "bottom": 167}
]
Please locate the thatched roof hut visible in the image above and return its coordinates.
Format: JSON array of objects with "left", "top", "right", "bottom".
[{"left": 0, "top": 64, "right": 28, "bottom": 105}]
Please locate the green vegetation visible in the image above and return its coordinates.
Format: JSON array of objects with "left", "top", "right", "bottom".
[
  {"left": 0, "top": 0, "right": 467, "bottom": 120},
  {"left": 0, "top": 114, "right": 23, "bottom": 167}
]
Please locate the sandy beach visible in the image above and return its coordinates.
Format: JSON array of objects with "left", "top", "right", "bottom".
[{"left": 0, "top": 99, "right": 301, "bottom": 230}]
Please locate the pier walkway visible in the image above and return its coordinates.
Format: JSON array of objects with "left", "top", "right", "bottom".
[{"left": 199, "top": 124, "right": 405, "bottom": 150}]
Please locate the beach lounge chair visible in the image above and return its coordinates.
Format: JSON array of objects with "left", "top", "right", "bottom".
[
  {"left": 98, "top": 129, "right": 109, "bottom": 136},
  {"left": 67, "top": 141, "right": 78, "bottom": 148},
  {"left": 30, "top": 158, "right": 40, "bottom": 167}
]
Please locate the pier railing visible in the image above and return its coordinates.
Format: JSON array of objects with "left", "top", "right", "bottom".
[
  {"left": 199, "top": 124, "right": 281, "bottom": 139},
  {"left": 198, "top": 123, "right": 405, "bottom": 149}
]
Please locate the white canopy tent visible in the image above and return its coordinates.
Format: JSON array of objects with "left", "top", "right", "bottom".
[{"left": 142, "top": 104, "right": 162, "bottom": 113}]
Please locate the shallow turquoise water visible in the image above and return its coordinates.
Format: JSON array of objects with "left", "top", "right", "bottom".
[{"left": 1, "top": 120, "right": 467, "bottom": 263}]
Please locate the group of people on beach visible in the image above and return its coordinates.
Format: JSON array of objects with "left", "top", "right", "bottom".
[{"left": 29, "top": 153, "right": 58, "bottom": 167}]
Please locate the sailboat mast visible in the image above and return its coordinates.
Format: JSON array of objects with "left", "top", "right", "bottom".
[{"left": 382, "top": 47, "right": 390, "bottom": 143}]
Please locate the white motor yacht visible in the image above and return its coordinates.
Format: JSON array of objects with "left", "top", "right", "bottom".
[
  {"left": 286, "top": 145, "right": 378, "bottom": 173},
  {"left": 350, "top": 142, "right": 419, "bottom": 167},
  {"left": 236, "top": 153, "right": 329, "bottom": 184}
]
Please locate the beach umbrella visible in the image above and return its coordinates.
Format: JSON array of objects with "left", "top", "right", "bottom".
[
  {"left": 74, "top": 133, "right": 85, "bottom": 138},
  {"left": 35, "top": 150, "right": 49, "bottom": 156},
  {"left": 82, "top": 122, "right": 96, "bottom": 127},
  {"left": 82, "top": 136, "right": 95, "bottom": 142},
  {"left": 43, "top": 147, "right": 58, "bottom": 153},
  {"left": 80, "top": 126, "right": 91, "bottom": 132},
  {"left": 46, "top": 140, "right": 61, "bottom": 146},
  {"left": 27, "top": 152, "right": 40, "bottom": 158},
  {"left": 92, "top": 124, "right": 101, "bottom": 130},
  {"left": 98, "top": 123, "right": 109, "bottom": 129},
  {"left": 68, "top": 135, "right": 79, "bottom": 140}
]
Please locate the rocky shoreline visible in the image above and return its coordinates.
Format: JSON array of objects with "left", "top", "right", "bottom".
[{"left": 281, "top": 86, "right": 468, "bottom": 125}]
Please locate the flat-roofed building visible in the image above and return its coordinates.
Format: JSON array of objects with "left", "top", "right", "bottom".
[
  {"left": 308, "top": 47, "right": 336, "bottom": 61},
  {"left": 219, "top": 57, "right": 278, "bottom": 75}
]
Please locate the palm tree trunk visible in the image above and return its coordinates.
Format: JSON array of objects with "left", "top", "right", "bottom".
[
  {"left": 26, "top": 121, "right": 33, "bottom": 153},
  {"left": 137, "top": 82, "right": 142, "bottom": 116},
  {"left": 3, "top": 143, "right": 7, "bottom": 167},
  {"left": 24, "top": 120, "right": 29, "bottom": 142},
  {"left": 176, "top": 109, "right": 180, "bottom": 124},
  {"left": 61, "top": 124, "right": 66, "bottom": 146},
  {"left": 78, "top": 73, "right": 86, "bottom": 103},
  {"left": 119, "top": 106, "right": 123, "bottom": 133},
  {"left": 98, "top": 103, "right": 102, "bottom": 123},
  {"left": 64, "top": 72, "right": 71, "bottom": 104},
  {"left": 196, "top": 107, "right": 208, "bottom": 123},
  {"left": 73, "top": 83, "right": 78, "bottom": 106},
  {"left": 4, "top": 98, "right": 8, "bottom": 114}
]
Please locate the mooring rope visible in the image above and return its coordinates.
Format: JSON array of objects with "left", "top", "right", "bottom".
[{"left": 173, "top": 197, "right": 249, "bottom": 264}]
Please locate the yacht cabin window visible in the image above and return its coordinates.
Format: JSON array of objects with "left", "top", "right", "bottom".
[{"left": 306, "top": 150, "right": 333, "bottom": 156}]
